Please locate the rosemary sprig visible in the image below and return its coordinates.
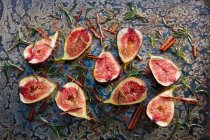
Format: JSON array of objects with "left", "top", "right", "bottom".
[
  {"left": 40, "top": 117, "right": 65, "bottom": 140},
  {"left": 182, "top": 105, "right": 202, "bottom": 129},
  {"left": 83, "top": 86, "right": 93, "bottom": 103},
  {"left": 171, "top": 46, "right": 190, "bottom": 64},
  {"left": 147, "top": 34, "right": 161, "bottom": 48},
  {"left": 84, "top": 8, "right": 93, "bottom": 19},
  {"left": 1, "top": 61, "right": 24, "bottom": 81},
  {"left": 58, "top": 3, "right": 77, "bottom": 25},
  {"left": 124, "top": 3, "right": 148, "bottom": 22},
  {"left": 27, "top": 23, "right": 46, "bottom": 36},
  {"left": 127, "top": 63, "right": 141, "bottom": 77},
  {"left": 171, "top": 26, "right": 193, "bottom": 43},
  {"left": 100, "top": 12, "right": 117, "bottom": 25},
  {"left": 170, "top": 112, "right": 181, "bottom": 139},
  {"left": 44, "top": 65, "right": 66, "bottom": 80},
  {"left": 178, "top": 75, "right": 199, "bottom": 98},
  {"left": 67, "top": 62, "right": 89, "bottom": 79},
  {"left": 48, "top": 14, "right": 62, "bottom": 20},
  {"left": 6, "top": 28, "right": 29, "bottom": 51}
]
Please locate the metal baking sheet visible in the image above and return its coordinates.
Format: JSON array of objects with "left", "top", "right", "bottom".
[{"left": 0, "top": 0, "right": 209, "bottom": 140}]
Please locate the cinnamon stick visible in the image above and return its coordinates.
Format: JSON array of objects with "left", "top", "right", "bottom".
[
  {"left": 160, "top": 96, "right": 198, "bottom": 105},
  {"left": 96, "top": 13, "right": 104, "bottom": 38},
  {"left": 28, "top": 107, "right": 35, "bottom": 122},
  {"left": 192, "top": 45, "right": 197, "bottom": 58},
  {"left": 136, "top": 54, "right": 143, "bottom": 61},
  {"left": 85, "top": 54, "right": 103, "bottom": 60},
  {"left": 103, "top": 22, "right": 119, "bottom": 35},
  {"left": 87, "top": 87, "right": 103, "bottom": 102},
  {"left": 96, "top": 13, "right": 104, "bottom": 46},
  {"left": 160, "top": 36, "right": 176, "bottom": 52},
  {"left": 102, "top": 28, "right": 115, "bottom": 35},
  {"left": 110, "top": 22, "right": 120, "bottom": 33},
  {"left": 86, "top": 18, "right": 101, "bottom": 39},
  {"left": 67, "top": 75, "right": 83, "bottom": 88},
  {"left": 128, "top": 105, "right": 144, "bottom": 130},
  {"left": 73, "top": 10, "right": 83, "bottom": 21},
  {"left": 36, "top": 28, "right": 52, "bottom": 41},
  {"left": 38, "top": 100, "right": 48, "bottom": 114}
]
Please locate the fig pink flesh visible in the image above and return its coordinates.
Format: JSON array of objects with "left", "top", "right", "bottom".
[
  {"left": 66, "top": 28, "right": 90, "bottom": 58},
  {"left": 94, "top": 52, "right": 120, "bottom": 82},
  {"left": 26, "top": 39, "right": 52, "bottom": 62},
  {"left": 120, "top": 28, "right": 141, "bottom": 59},
  {"left": 19, "top": 80, "right": 51, "bottom": 100},
  {"left": 149, "top": 97, "right": 173, "bottom": 123},
  {"left": 57, "top": 87, "right": 84, "bottom": 114},
  {"left": 150, "top": 59, "right": 179, "bottom": 84},
  {"left": 113, "top": 81, "right": 146, "bottom": 104}
]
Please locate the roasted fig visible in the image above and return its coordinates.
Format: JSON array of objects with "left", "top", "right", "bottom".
[
  {"left": 117, "top": 28, "right": 143, "bottom": 63},
  {"left": 19, "top": 76, "right": 56, "bottom": 104},
  {"left": 149, "top": 55, "right": 181, "bottom": 86},
  {"left": 93, "top": 51, "right": 121, "bottom": 83},
  {"left": 23, "top": 31, "right": 59, "bottom": 64},
  {"left": 62, "top": 27, "right": 92, "bottom": 60},
  {"left": 104, "top": 77, "right": 147, "bottom": 105},
  {"left": 146, "top": 87, "right": 175, "bottom": 127},
  {"left": 55, "top": 82, "right": 91, "bottom": 120}
]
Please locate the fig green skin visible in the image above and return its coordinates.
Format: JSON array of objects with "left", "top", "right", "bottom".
[
  {"left": 61, "top": 27, "right": 92, "bottom": 61},
  {"left": 149, "top": 55, "right": 182, "bottom": 86},
  {"left": 104, "top": 77, "right": 147, "bottom": 105},
  {"left": 19, "top": 75, "right": 56, "bottom": 104},
  {"left": 55, "top": 82, "right": 91, "bottom": 120},
  {"left": 146, "top": 87, "right": 175, "bottom": 127},
  {"left": 117, "top": 28, "right": 143, "bottom": 64}
]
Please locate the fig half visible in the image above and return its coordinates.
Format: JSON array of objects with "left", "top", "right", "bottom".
[
  {"left": 149, "top": 55, "right": 181, "bottom": 86},
  {"left": 104, "top": 77, "right": 147, "bottom": 105},
  {"left": 23, "top": 31, "right": 59, "bottom": 64},
  {"left": 146, "top": 87, "right": 175, "bottom": 127},
  {"left": 117, "top": 28, "right": 143, "bottom": 63},
  {"left": 93, "top": 51, "right": 121, "bottom": 83},
  {"left": 19, "top": 76, "right": 56, "bottom": 104},
  {"left": 62, "top": 27, "right": 92, "bottom": 60},
  {"left": 55, "top": 82, "right": 91, "bottom": 120}
]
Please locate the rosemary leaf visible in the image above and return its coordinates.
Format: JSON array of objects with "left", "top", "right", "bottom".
[
  {"left": 40, "top": 117, "right": 65, "bottom": 140},
  {"left": 84, "top": 8, "right": 93, "bottom": 19},
  {"left": 124, "top": 3, "right": 147, "bottom": 22},
  {"left": 171, "top": 47, "right": 190, "bottom": 64},
  {"left": 6, "top": 28, "right": 29, "bottom": 51},
  {"left": 1, "top": 61, "right": 24, "bottom": 81},
  {"left": 147, "top": 34, "right": 161, "bottom": 48}
]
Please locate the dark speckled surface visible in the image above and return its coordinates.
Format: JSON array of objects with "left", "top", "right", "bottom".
[{"left": 0, "top": 0, "right": 210, "bottom": 140}]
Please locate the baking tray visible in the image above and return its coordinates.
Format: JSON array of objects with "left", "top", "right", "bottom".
[{"left": 0, "top": 0, "right": 209, "bottom": 139}]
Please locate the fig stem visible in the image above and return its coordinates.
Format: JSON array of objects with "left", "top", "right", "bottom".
[
  {"left": 53, "top": 57, "right": 64, "bottom": 62},
  {"left": 147, "top": 53, "right": 152, "bottom": 58}
]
